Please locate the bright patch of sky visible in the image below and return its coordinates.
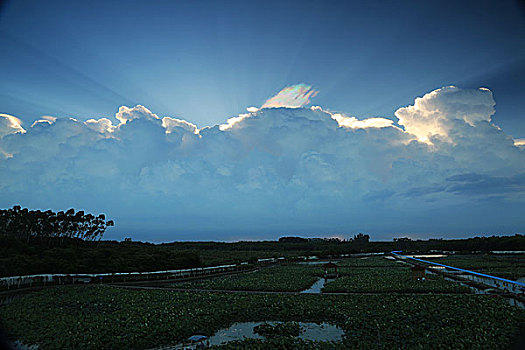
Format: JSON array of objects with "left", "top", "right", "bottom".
[{"left": 1, "top": 0, "right": 524, "bottom": 135}]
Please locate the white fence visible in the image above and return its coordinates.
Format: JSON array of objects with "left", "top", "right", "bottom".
[{"left": 0, "top": 264, "right": 239, "bottom": 289}]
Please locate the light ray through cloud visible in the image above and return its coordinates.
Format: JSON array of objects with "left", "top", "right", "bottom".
[{"left": 1, "top": 86, "right": 524, "bottom": 240}]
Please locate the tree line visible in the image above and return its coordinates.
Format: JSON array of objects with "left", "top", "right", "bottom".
[
  {"left": 0, "top": 205, "right": 114, "bottom": 244},
  {"left": 279, "top": 233, "right": 370, "bottom": 244}
]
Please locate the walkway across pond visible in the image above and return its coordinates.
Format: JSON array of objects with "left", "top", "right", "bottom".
[{"left": 391, "top": 251, "right": 525, "bottom": 290}]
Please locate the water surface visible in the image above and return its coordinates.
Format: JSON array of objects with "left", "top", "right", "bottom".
[
  {"left": 207, "top": 321, "right": 344, "bottom": 346},
  {"left": 300, "top": 278, "right": 335, "bottom": 293}
]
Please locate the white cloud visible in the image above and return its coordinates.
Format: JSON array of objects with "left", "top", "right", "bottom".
[
  {"left": 1, "top": 114, "right": 26, "bottom": 158},
  {"left": 514, "top": 138, "right": 525, "bottom": 149},
  {"left": 0, "top": 113, "right": 25, "bottom": 138},
  {"left": 162, "top": 117, "right": 198, "bottom": 134},
  {"left": 85, "top": 118, "right": 116, "bottom": 134},
  {"left": 115, "top": 105, "right": 161, "bottom": 124},
  {"left": 331, "top": 114, "right": 395, "bottom": 129},
  {"left": 219, "top": 112, "right": 254, "bottom": 131},
  {"left": 395, "top": 86, "right": 496, "bottom": 143},
  {"left": 1, "top": 86, "right": 524, "bottom": 240}
]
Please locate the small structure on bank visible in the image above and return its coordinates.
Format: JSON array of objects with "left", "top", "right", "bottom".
[
  {"left": 411, "top": 265, "right": 426, "bottom": 281},
  {"left": 323, "top": 262, "right": 338, "bottom": 278}
]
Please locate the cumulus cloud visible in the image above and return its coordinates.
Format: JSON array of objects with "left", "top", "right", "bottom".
[
  {"left": 0, "top": 114, "right": 26, "bottom": 158},
  {"left": 515, "top": 138, "right": 525, "bottom": 150},
  {"left": 0, "top": 86, "right": 524, "bottom": 240},
  {"left": 30, "top": 116, "right": 57, "bottom": 128},
  {"left": 85, "top": 118, "right": 116, "bottom": 134},
  {"left": 331, "top": 114, "right": 395, "bottom": 129},
  {"left": 395, "top": 86, "right": 496, "bottom": 143},
  {"left": 0, "top": 113, "right": 25, "bottom": 138},
  {"left": 162, "top": 117, "right": 198, "bottom": 134},
  {"left": 115, "top": 105, "right": 161, "bottom": 124}
]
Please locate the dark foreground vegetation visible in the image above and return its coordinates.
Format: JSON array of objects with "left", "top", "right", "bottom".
[
  {"left": 0, "top": 235, "right": 201, "bottom": 276},
  {"left": 2, "top": 233, "right": 525, "bottom": 277},
  {"left": 1, "top": 285, "right": 523, "bottom": 349},
  {"left": 1, "top": 236, "right": 524, "bottom": 349},
  {"left": 1, "top": 206, "right": 525, "bottom": 277}
]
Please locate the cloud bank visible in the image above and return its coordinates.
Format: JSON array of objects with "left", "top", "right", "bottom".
[{"left": 1, "top": 86, "right": 524, "bottom": 241}]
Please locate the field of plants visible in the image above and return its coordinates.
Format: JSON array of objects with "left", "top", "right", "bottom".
[
  {"left": 174, "top": 257, "right": 470, "bottom": 294},
  {"left": 335, "top": 256, "right": 401, "bottom": 268},
  {"left": 423, "top": 254, "right": 525, "bottom": 280},
  {"left": 175, "top": 265, "right": 321, "bottom": 292},
  {"left": 0, "top": 285, "right": 523, "bottom": 349},
  {"left": 322, "top": 267, "right": 471, "bottom": 293}
]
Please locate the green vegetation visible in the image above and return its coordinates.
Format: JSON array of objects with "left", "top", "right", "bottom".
[
  {"left": 336, "top": 256, "right": 404, "bottom": 268},
  {"left": 0, "top": 285, "right": 523, "bottom": 349},
  {"left": 174, "top": 257, "right": 469, "bottom": 294},
  {"left": 424, "top": 254, "right": 525, "bottom": 280},
  {"left": 2, "top": 208, "right": 524, "bottom": 278},
  {"left": 2, "top": 206, "right": 524, "bottom": 349},
  {"left": 253, "top": 322, "right": 302, "bottom": 338},
  {"left": 0, "top": 236, "right": 201, "bottom": 277},
  {"left": 322, "top": 267, "right": 471, "bottom": 293},
  {"left": 175, "top": 265, "right": 319, "bottom": 292}
]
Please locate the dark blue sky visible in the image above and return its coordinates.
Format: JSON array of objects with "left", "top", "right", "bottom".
[{"left": 1, "top": 0, "right": 524, "bottom": 136}]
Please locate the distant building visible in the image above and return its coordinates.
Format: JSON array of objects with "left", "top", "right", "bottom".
[{"left": 324, "top": 262, "right": 338, "bottom": 278}]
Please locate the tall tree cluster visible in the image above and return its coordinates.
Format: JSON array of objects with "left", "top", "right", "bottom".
[{"left": 0, "top": 205, "right": 114, "bottom": 243}]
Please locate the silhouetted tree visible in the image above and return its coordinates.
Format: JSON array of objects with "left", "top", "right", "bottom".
[
  {"left": 353, "top": 233, "right": 370, "bottom": 243},
  {"left": 0, "top": 205, "right": 114, "bottom": 246}
]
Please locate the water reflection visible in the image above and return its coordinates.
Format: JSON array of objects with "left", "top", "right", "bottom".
[
  {"left": 298, "top": 261, "right": 333, "bottom": 265},
  {"left": 300, "top": 278, "right": 335, "bottom": 293},
  {"left": 208, "top": 321, "right": 344, "bottom": 346}
]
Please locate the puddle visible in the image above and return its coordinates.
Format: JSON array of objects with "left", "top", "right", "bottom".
[
  {"left": 151, "top": 321, "right": 345, "bottom": 349},
  {"left": 208, "top": 321, "right": 344, "bottom": 346},
  {"left": 300, "top": 278, "right": 335, "bottom": 293}
]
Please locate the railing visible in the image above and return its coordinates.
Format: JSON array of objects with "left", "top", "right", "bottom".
[{"left": 0, "top": 264, "right": 241, "bottom": 290}]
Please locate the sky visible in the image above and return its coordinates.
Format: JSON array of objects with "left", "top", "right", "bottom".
[{"left": 0, "top": 0, "right": 524, "bottom": 242}]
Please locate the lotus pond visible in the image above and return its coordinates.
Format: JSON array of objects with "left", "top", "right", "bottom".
[
  {"left": 322, "top": 267, "right": 471, "bottom": 294},
  {"left": 174, "top": 261, "right": 469, "bottom": 294},
  {"left": 174, "top": 265, "right": 321, "bottom": 292},
  {"left": 423, "top": 254, "right": 525, "bottom": 281},
  {"left": 1, "top": 285, "right": 524, "bottom": 349}
]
